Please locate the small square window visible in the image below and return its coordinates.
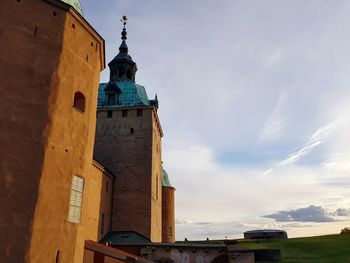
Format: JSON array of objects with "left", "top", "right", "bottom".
[
  {"left": 122, "top": 109, "right": 128, "bottom": 117},
  {"left": 130, "top": 128, "right": 134, "bottom": 134},
  {"left": 107, "top": 110, "right": 113, "bottom": 118},
  {"left": 137, "top": 109, "right": 143, "bottom": 116}
]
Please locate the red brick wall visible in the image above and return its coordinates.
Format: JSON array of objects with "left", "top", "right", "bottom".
[
  {"left": 162, "top": 187, "right": 175, "bottom": 243},
  {"left": 94, "top": 107, "right": 162, "bottom": 242}
]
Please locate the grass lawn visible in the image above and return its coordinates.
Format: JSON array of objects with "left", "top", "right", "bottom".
[{"left": 239, "top": 234, "right": 350, "bottom": 263}]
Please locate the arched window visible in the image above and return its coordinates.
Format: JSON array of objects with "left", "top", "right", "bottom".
[
  {"left": 118, "top": 68, "right": 123, "bottom": 77},
  {"left": 127, "top": 68, "right": 132, "bottom": 79},
  {"left": 73, "top": 92, "right": 85, "bottom": 112},
  {"left": 107, "top": 94, "right": 116, "bottom": 105}
]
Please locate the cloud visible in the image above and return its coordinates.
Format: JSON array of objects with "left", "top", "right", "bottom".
[
  {"left": 263, "top": 120, "right": 341, "bottom": 174},
  {"left": 258, "top": 92, "right": 287, "bottom": 144},
  {"left": 176, "top": 219, "right": 192, "bottom": 225},
  {"left": 84, "top": 0, "right": 350, "bottom": 240},
  {"left": 334, "top": 208, "right": 350, "bottom": 217},
  {"left": 322, "top": 152, "right": 350, "bottom": 172},
  {"left": 263, "top": 205, "right": 335, "bottom": 222}
]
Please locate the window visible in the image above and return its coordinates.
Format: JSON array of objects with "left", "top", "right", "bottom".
[
  {"left": 107, "top": 110, "right": 113, "bottom": 118},
  {"left": 55, "top": 250, "right": 60, "bottom": 263},
  {"left": 107, "top": 94, "right": 116, "bottom": 105},
  {"left": 68, "top": 176, "right": 84, "bottom": 223},
  {"left": 167, "top": 227, "right": 172, "bottom": 237},
  {"left": 127, "top": 68, "right": 132, "bottom": 79},
  {"left": 156, "top": 175, "right": 159, "bottom": 200},
  {"left": 130, "top": 128, "right": 134, "bottom": 134},
  {"left": 122, "top": 109, "right": 127, "bottom": 117},
  {"left": 118, "top": 69, "right": 123, "bottom": 77},
  {"left": 137, "top": 109, "right": 143, "bottom": 117},
  {"left": 106, "top": 181, "right": 109, "bottom": 192},
  {"left": 73, "top": 92, "right": 85, "bottom": 112},
  {"left": 100, "top": 213, "right": 105, "bottom": 235}
]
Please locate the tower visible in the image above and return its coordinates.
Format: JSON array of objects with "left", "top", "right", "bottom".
[
  {"left": 0, "top": 0, "right": 106, "bottom": 262},
  {"left": 162, "top": 168, "right": 176, "bottom": 243},
  {"left": 94, "top": 18, "right": 163, "bottom": 242}
]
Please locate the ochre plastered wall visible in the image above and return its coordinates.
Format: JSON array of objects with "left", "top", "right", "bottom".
[
  {"left": 151, "top": 110, "right": 163, "bottom": 242},
  {"left": 94, "top": 107, "right": 163, "bottom": 242},
  {"left": 162, "top": 187, "right": 175, "bottom": 243},
  {"left": 0, "top": 1, "right": 65, "bottom": 262},
  {"left": 93, "top": 161, "right": 113, "bottom": 241},
  {"left": 0, "top": 0, "right": 105, "bottom": 262}
]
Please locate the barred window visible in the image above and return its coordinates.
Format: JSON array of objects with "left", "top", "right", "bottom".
[{"left": 68, "top": 175, "right": 84, "bottom": 223}]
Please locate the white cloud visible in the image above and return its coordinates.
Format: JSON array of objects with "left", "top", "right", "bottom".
[
  {"left": 263, "top": 120, "right": 341, "bottom": 175},
  {"left": 258, "top": 92, "right": 287, "bottom": 144},
  {"left": 323, "top": 153, "right": 350, "bottom": 172},
  {"left": 83, "top": 0, "right": 350, "bottom": 240}
]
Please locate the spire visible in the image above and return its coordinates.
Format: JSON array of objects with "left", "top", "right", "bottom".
[
  {"left": 119, "top": 16, "right": 128, "bottom": 54},
  {"left": 108, "top": 16, "right": 137, "bottom": 82}
]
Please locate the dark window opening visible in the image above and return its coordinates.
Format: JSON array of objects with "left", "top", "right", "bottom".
[
  {"left": 122, "top": 110, "right": 127, "bottom": 117},
  {"left": 107, "top": 94, "right": 116, "bottom": 105},
  {"left": 73, "top": 92, "right": 85, "bottom": 112},
  {"left": 130, "top": 128, "right": 134, "bottom": 134},
  {"left": 106, "top": 181, "right": 108, "bottom": 192},
  {"left": 86, "top": 55, "right": 88, "bottom": 62},
  {"left": 53, "top": 11, "right": 57, "bottom": 16},
  {"left": 72, "top": 24, "right": 75, "bottom": 29},
  {"left": 107, "top": 110, "right": 113, "bottom": 118},
  {"left": 137, "top": 109, "right": 143, "bottom": 117},
  {"left": 127, "top": 68, "right": 132, "bottom": 79},
  {"left": 55, "top": 250, "right": 60, "bottom": 263},
  {"left": 34, "top": 26, "right": 38, "bottom": 36},
  {"left": 156, "top": 175, "right": 159, "bottom": 200},
  {"left": 118, "top": 69, "right": 123, "bottom": 77}
]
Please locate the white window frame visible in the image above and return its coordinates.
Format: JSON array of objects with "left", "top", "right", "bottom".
[{"left": 68, "top": 175, "right": 84, "bottom": 223}]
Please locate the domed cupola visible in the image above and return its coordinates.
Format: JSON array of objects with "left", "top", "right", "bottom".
[
  {"left": 60, "top": 0, "right": 83, "bottom": 16},
  {"left": 108, "top": 16, "right": 138, "bottom": 82}
]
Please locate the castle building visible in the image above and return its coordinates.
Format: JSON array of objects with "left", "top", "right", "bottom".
[
  {"left": 0, "top": 0, "right": 174, "bottom": 262},
  {"left": 94, "top": 19, "right": 175, "bottom": 243}
]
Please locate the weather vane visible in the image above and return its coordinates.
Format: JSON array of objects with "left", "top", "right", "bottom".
[{"left": 121, "top": 15, "right": 128, "bottom": 29}]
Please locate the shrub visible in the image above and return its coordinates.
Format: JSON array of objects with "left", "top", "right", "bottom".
[{"left": 340, "top": 227, "right": 350, "bottom": 234}]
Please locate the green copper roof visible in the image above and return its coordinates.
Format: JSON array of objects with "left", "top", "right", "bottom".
[
  {"left": 100, "top": 231, "right": 151, "bottom": 245},
  {"left": 98, "top": 81, "right": 158, "bottom": 109},
  {"left": 60, "top": 0, "right": 83, "bottom": 16},
  {"left": 162, "top": 168, "right": 173, "bottom": 187}
]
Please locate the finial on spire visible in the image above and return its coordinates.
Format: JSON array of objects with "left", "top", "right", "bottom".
[{"left": 120, "top": 15, "right": 128, "bottom": 40}]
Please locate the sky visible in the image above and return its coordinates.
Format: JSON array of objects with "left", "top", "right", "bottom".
[{"left": 82, "top": 0, "right": 350, "bottom": 240}]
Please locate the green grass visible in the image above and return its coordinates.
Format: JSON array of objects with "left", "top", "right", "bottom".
[{"left": 238, "top": 234, "right": 350, "bottom": 263}]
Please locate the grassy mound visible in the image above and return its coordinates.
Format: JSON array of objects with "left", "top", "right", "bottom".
[{"left": 239, "top": 234, "right": 350, "bottom": 262}]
